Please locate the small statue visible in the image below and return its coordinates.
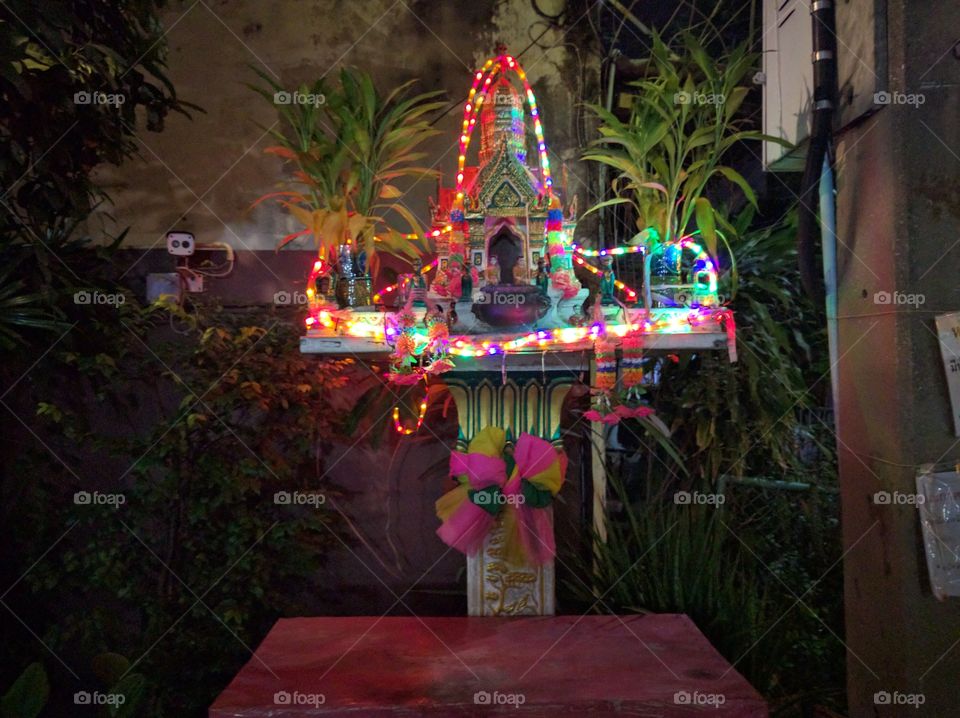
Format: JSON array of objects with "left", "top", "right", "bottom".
[
  {"left": 485, "top": 256, "right": 499, "bottom": 286},
  {"left": 535, "top": 256, "right": 550, "bottom": 295},
  {"left": 447, "top": 259, "right": 463, "bottom": 299},
  {"left": 460, "top": 263, "right": 473, "bottom": 300},
  {"left": 412, "top": 257, "right": 427, "bottom": 307},
  {"left": 512, "top": 258, "right": 527, "bottom": 285},
  {"left": 599, "top": 255, "right": 616, "bottom": 305},
  {"left": 446, "top": 302, "right": 458, "bottom": 331}
]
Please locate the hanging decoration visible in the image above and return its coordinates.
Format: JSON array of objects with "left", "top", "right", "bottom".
[{"left": 435, "top": 426, "right": 566, "bottom": 566}]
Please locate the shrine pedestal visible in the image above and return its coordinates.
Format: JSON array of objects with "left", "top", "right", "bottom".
[
  {"left": 444, "top": 354, "right": 584, "bottom": 616},
  {"left": 466, "top": 513, "right": 555, "bottom": 616}
]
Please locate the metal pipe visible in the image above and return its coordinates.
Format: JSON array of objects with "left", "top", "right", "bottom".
[
  {"left": 819, "top": 151, "right": 839, "bottom": 415},
  {"left": 797, "top": 0, "right": 838, "bottom": 303}
]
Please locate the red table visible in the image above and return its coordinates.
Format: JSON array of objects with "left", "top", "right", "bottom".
[{"left": 210, "top": 614, "right": 767, "bottom": 716}]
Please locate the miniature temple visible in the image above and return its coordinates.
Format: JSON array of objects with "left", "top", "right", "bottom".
[{"left": 300, "top": 49, "right": 736, "bottom": 616}]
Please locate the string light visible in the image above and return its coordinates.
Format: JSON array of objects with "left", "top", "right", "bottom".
[
  {"left": 392, "top": 399, "right": 428, "bottom": 435},
  {"left": 573, "top": 243, "right": 645, "bottom": 257},
  {"left": 371, "top": 257, "right": 439, "bottom": 304},
  {"left": 456, "top": 54, "right": 553, "bottom": 199},
  {"left": 573, "top": 255, "right": 639, "bottom": 301},
  {"left": 303, "top": 227, "right": 455, "bottom": 327},
  {"left": 572, "top": 234, "right": 720, "bottom": 296}
]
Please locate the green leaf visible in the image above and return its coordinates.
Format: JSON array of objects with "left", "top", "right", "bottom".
[
  {"left": 713, "top": 165, "right": 758, "bottom": 208},
  {"left": 694, "top": 198, "right": 718, "bottom": 260},
  {"left": 1, "top": 663, "right": 49, "bottom": 718}
]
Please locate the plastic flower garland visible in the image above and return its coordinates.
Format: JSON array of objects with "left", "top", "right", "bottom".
[
  {"left": 386, "top": 298, "right": 455, "bottom": 384},
  {"left": 586, "top": 332, "right": 656, "bottom": 424},
  {"left": 435, "top": 426, "right": 566, "bottom": 566}
]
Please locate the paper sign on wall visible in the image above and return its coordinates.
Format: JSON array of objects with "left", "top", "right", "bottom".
[
  {"left": 935, "top": 312, "right": 960, "bottom": 437},
  {"left": 917, "top": 469, "right": 960, "bottom": 600}
]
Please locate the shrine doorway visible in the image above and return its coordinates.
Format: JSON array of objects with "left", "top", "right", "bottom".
[{"left": 487, "top": 225, "right": 523, "bottom": 284}]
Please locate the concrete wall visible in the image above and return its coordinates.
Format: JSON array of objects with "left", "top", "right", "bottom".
[
  {"left": 91, "top": 0, "right": 598, "bottom": 254},
  {"left": 835, "top": 1, "right": 960, "bottom": 714}
]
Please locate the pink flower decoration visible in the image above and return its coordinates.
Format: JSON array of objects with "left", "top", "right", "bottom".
[
  {"left": 613, "top": 405, "right": 655, "bottom": 419},
  {"left": 425, "top": 358, "right": 454, "bottom": 376},
  {"left": 584, "top": 409, "right": 621, "bottom": 424},
  {"left": 386, "top": 372, "right": 423, "bottom": 386}
]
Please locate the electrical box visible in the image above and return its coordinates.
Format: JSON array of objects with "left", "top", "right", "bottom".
[
  {"left": 762, "top": 0, "right": 883, "bottom": 171},
  {"left": 762, "top": 0, "right": 814, "bottom": 171},
  {"left": 183, "top": 273, "right": 205, "bottom": 293}
]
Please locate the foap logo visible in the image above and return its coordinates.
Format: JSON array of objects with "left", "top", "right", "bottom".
[
  {"left": 674, "top": 490, "right": 725, "bottom": 506},
  {"left": 674, "top": 690, "right": 726, "bottom": 708},
  {"left": 673, "top": 91, "right": 725, "bottom": 106},
  {"left": 273, "top": 691, "right": 326, "bottom": 707},
  {"left": 873, "top": 91, "right": 925, "bottom": 107},
  {"left": 874, "top": 690, "right": 925, "bottom": 708},
  {"left": 475, "top": 292, "right": 527, "bottom": 306},
  {"left": 873, "top": 491, "right": 925, "bottom": 506},
  {"left": 474, "top": 690, "right": 526, "bottom": 707},
  {"left": 73, "top": 90, "right": 126, "bottom": 107},
  {"left": 273, "top": 290, "right": 309, "bottom": 306},
  {"left": 74, "top": 491, "right": 126, "bottom": 509},
  {"left": 472, "top": 490, "right": 525, "bottom": 507},
  {"left": 273, "top": 90, "right": 325, "bottom": 107},
  {"left": 274, "top": 490, "right": 326, "bottom": 507},
  {"left": 873, "top": 290, "right": 925, "bottom": 307},
  {"left": 74, "top": 691, "right": 125, "bottom": 707},
  {"left": 74, "top": 290, "right": 126, "bottom": 307}
]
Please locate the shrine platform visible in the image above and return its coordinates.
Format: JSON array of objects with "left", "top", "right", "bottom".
[{"left": 209, "top": 614, "right": 767, "bottom": 716}]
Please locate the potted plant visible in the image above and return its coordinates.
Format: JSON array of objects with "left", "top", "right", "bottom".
[
  {"left": 583, "top": 33, "right": 787, "bottom": 306},
  {"left": 251, "top": 68, "right": 446, "bottom": 306}
]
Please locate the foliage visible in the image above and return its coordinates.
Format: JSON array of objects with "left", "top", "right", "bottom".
[
  {"left": 572, "top": 477, "right": 844, "bottom": 713},
  {"left": 251, "top": 67, "right": 446, "bottom": 273},
  {"left": 584, "top": 32, "right": 786, "bottom": 287},
  {"left": 0, "top": 0, "right": 198, "bottom": 241},
  {"left": 0, "top": 0, "right": 198, "bottom": 353},
  {"left": 0, "top": 221, "right": 138, "bottom": 352},
  {"left": 572, "top": 495, "right": 784, "bottom": 691},
  {"left": 4, "top": 306, "right": 352, "bottom": 716},
  {"left": 1, "top": 663, "right": 48, "bottom": 718},
  {"left": 648, "top": 209, "right": 831, "bottom": 483}
]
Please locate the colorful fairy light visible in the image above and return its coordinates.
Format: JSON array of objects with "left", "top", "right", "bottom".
[
  {"left": 573, "top": 255, "right": 638, "bottom": 301},
  {"left": 456, "top": 54, "right": 553, "bottom": 199},
  {"left": 393, "top": 399, "right": 428, "bottom": 435},
  {"left": 572, "top": 233, "right": 720, "bottom": 299},
  {"left": 371, "top": 257, "right": 439, "bottom": 304}
]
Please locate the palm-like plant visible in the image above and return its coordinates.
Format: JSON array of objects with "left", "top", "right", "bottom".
[
  {"left": 251, "top": 68, "right": 445, "bottom": 275},
  {"left": 584, "top": 33, "right": 785, "bottom": 292}
]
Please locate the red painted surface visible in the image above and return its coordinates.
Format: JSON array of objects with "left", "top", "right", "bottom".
[{"left": 210, "top": 614, "right": 767, "bottom": 717}]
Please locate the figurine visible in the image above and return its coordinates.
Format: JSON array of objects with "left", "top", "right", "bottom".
[
  {"left": 447, "top": 259, "right": 463, "bottom": 299},
  {"left": 446, "top": 302, "right": 459, "bottom": 331},
  {"left": 512, "top": 258, "right": 527, "bottom": 284},
  {"left": 460, "top": 263, "right": 474, "bottom": 300},
  {"left": 599, "top": 255, "right": 616, "bottom": 305},
  {"left": 485, "top": 256, "right": 499, "bottom": 286},
  {"left": 412, "top": 257, "right": 427, "bottom": 307},
  {"left": 535, "top": 256, "right": 550, "bottom": 295}
]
